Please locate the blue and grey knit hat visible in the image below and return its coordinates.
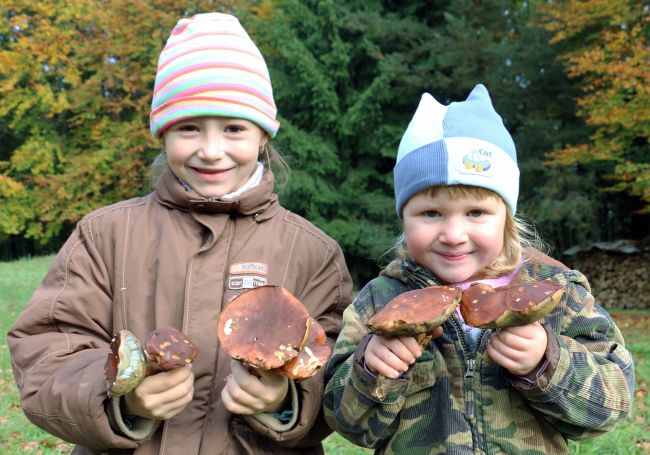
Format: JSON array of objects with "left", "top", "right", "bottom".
[{"left": 394, "top": 84, "right": 519, "bottom": 216}]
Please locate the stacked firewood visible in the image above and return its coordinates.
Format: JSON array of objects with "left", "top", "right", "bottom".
[{"left": 560, "top": 241, "right": 649, "bottom": 310}]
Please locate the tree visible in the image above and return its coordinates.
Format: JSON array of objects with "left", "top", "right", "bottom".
[
  {"left": 0, "top": 0, "right": 227, "bottom": 257},
  {"left": 537, "top": 0, "right": 650, "bottom": 212},
  {"left": 244, "top": 0, "right": 599, "bottom": 280}
]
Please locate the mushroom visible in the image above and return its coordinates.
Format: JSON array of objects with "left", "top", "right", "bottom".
[
  {"left": 367, "top": 285, "right": 462, "bottom": 347},
  {"left": 216, "top": 285, "right": 330, "bottom": 379},
  {"left": 105, "top": 326, "right": 198, "bottom": 397},
  {"left": 365, "top": 285, "right": 461, "bottom": 400},
  {"left": 143, "top": 326, "right": 198, "bottom": 374},
  {"left": 459, "top": 281, "right": 564, "bottom": 329},
  {"left": 104, "top": 330, "right": 146, "bottom": 397}
]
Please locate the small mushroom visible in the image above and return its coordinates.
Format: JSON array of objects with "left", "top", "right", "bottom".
[
  {"left": 365, "top": 285, "right": 461, "bottom": 400},
  {"left": 270, "top": 316, "right": 330, "bottom": 379},
  {"left": 105, "top": 327, "right": 198, "bottom": 397},
  {"left": 216, "top": 285, "right": 330, "bottom": 379},
  {"left": 459, "top": 281, "right": 564, "bottom": 329},
  {"left": 144, "top": 326, "right": 198, "bottom": 375}
]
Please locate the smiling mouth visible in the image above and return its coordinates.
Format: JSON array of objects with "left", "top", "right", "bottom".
[
  {"left": 439, "top": 252, "right": 469, "bottom": 260},
  {"left": 192, "top": 167, "right": 231, "bottom": 175}
]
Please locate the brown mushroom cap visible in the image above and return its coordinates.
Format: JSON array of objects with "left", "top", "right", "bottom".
[
  {"left": 367, "top": 286, "right": 462, "bottom": 337},
  {"left": 144, "top": 326, "right": 198, "bottom": 373},
  {"left": 460, "top": 281, "right": 564, "bottom": 329},
  {"left": 217, "top": 285, "right": 330, "bottom": 379},
  {"left": 271, "top": 316, "right": 331, "bottom": 379},
  {"left": 105, "top": 330, "right": 146, "bottom": 397}
]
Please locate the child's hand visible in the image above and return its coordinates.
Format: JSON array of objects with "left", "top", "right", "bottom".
[
  {"left": 221, "top": 359, "right": 289, "bottom": 415},
  {"left": 365, "top": 332, "right": 428, "bottom": 379},
  {"left": 487, "top": 321, "right": 547, "bottom": 376},
  {"left": 123, "top": 365, "right": 194, "bottom": 420}
]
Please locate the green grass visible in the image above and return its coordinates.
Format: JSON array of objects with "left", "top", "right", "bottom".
[{"left": 1, "top": 256, "right": 647, "bottom": 454}]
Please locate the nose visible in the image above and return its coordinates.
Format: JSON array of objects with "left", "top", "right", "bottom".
[
  {"left": 439, "top": 218, "right": 468, "bottom": 245},
  {"left": 198, "top": 132, "right": 225, "bottom": 161}
]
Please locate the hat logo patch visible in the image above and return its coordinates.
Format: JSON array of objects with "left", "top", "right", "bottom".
[{"left": 462, "top": 149, "right": 492, "bottom": 173}]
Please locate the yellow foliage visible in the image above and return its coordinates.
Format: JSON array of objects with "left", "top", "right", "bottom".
[
  {"left": 537, "top": 0, "right": 649, "bottom": 208},
  {"left": 0, "top": 0, "right": 229, "bottom": 240}
]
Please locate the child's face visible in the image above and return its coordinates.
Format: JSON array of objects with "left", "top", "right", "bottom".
[
  {"left": 164, "top": 116, "right": 268, "bottom": 197},
  {"left": 402, "top": 189, "right": 507, "bottom": 284}
]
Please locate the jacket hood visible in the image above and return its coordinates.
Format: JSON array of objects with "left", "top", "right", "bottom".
[{"left": 154, "top": 166, "right": 280, "bottom": 219}]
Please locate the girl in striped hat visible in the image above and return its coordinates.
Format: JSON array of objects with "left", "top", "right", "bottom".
[{"left": 8, "top": 13, "right": 352, "bottom": 454}]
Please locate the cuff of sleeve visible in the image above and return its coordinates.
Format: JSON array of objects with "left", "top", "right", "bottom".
[
  {"left": 352, "top": 334, "right": 410, "bottom": 403},
  {"left": 250, "top": 379, "right": 300, "bottom": 432},
  {"left": 511, "top": 323, "right": 560, "bottom": 391},
  {"left": 107, "top": 396, "right": 156, "bottom": 440}
]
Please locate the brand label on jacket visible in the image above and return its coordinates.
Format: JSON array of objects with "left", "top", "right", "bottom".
[
  {"left": 229, "top": 262, "right": 269, "bottom": 276},
  {"left": 228, "top": 275, "right": 268, "bottom": 290}
]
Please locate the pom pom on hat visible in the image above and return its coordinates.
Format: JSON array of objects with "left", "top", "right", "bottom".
[
  {"left": 150, "top": 13, "right": 279, "bottom": 138},
  {"left": 394, "top": 84, "right": 519, "bottom": 216}
]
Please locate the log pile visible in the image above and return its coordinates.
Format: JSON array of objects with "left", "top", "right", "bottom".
[{"left": 560, "top": 240, "right": 650, "bottom": 310}]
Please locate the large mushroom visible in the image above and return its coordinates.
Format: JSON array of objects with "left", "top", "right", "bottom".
[
  {"left": 367, "top": 285, "right": 462, "bottom": 347},
  {"left": 365, "top": 285, "right": 461, "bottom": 400},
  {"left": 216, "top": 285, "right": 330, "bottom": 380},
  {"left": 459, "top": 281, "right": 564, "bottom": 329},
  {"left": 105, "top": 326, "right": 198, "bottom": 397}
]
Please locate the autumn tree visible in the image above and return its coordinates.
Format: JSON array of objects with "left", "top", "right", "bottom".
[
  {"left": 0, "top": 0, "right": 226, "bottom": 257},
  {"left": 537, "top": 0, "right": 650, "bottom": 212}
]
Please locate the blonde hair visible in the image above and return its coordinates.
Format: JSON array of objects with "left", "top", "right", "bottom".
[
  {"left": 149, "top": 138, "right": 290, "bottom": 190},
  {"left": 391, "top": 185, "right": 547, "bottom": 279}
]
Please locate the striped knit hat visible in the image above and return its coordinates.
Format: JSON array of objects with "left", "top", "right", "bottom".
[
  {"left": 150, "top": 13, "right": 279, "bottom": 138},
  {"left": 394, "top": 84, "right": 519, "bottom": 216}
]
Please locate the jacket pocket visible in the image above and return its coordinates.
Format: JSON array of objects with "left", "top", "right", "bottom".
[{"left": 406, "top": 358, "right": 436, "bottom": 395}]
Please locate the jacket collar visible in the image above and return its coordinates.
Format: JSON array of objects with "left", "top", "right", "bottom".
[
  {"left": 380, "top": 258, "right": 443, "bottom": 289},
  {"left": 154, "top": 167, "right": 279, "bottom": 219}
]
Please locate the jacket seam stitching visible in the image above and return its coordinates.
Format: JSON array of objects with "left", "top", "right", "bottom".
[
  {"left": 282, "top": 211, "right": 345, "bottom": 304},
  {"left": 281, "top": 226, "right": 299, "bottom": 287},
  {"left": 88, "top": 217, "right": 95, "bottom": 245},
  {"left": 184, "top": 258, "right": 195, "bottom": 334},
  {"left": 282, "top": 211, "right": 334, "bottom": 246},
  {"left": 21, "top": 407, "right": 81, "bottom": 425},
  {"left": 120, "top": 207, "right": 131, "bottom": 329},
  {"left": 48, "top": 239, "right": 81, "bottom": 332},
  {"left": 80, "top": 197, "right": 147, "bottom": 223},
  {"left": 21, "top": 241, "right": 80, "bottom": 380},
  {"left": 331, "top": 248, "right": 345, "bottom": 307}
]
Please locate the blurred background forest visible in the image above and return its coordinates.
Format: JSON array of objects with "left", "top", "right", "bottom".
[{"left": 0, "top": 0, "right": 648, "bottom": 287}]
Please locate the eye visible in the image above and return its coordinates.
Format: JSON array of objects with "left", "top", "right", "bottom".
[
  {"left": 176, "top": 123, "right": 200, "bottom": 132},
  {"left": 423, "top": 210, "right": 440, "bottom": 218},
  {"left": 224, "top": 124, "right": 245, "bottom": 134},
  {"left": 467, "top": 209, "right": 483, "bottom": 217}
]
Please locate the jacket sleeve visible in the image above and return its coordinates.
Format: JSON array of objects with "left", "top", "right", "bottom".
[
  {"left": 245, "top": 240, "right": 353, "bottom": 447},
  {"left": 323, "top": 286, "right": 412, "bottom": 449},
  {"left": 511, "top": 269, "right": 634, "bottom": 439},
  {"left": 7, "top": 222, "right": 148, "bottom": 450}
]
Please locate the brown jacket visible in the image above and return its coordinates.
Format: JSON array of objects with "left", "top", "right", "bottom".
[{"left": 8, "top": 168, "right": 353, "bottom": 454}]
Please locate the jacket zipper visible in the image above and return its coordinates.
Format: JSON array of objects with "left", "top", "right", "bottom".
[{"left": 450, "top": 316, "right": 488, "bottom": 450}]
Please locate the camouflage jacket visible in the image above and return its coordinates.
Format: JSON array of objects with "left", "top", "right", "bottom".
[{"left": 323, "top": 250, "right": 634, "bottom": 454}]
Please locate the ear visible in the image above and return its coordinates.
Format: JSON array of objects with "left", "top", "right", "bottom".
[
  {"left": 396, "top": 93, "right": 449, "bottom": 164},
  {"left": 466, "top": 84, "right": 492, "bottom": 104},
  {"left": 261, "top": 134, "right": 270, "bottom": 148}
]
